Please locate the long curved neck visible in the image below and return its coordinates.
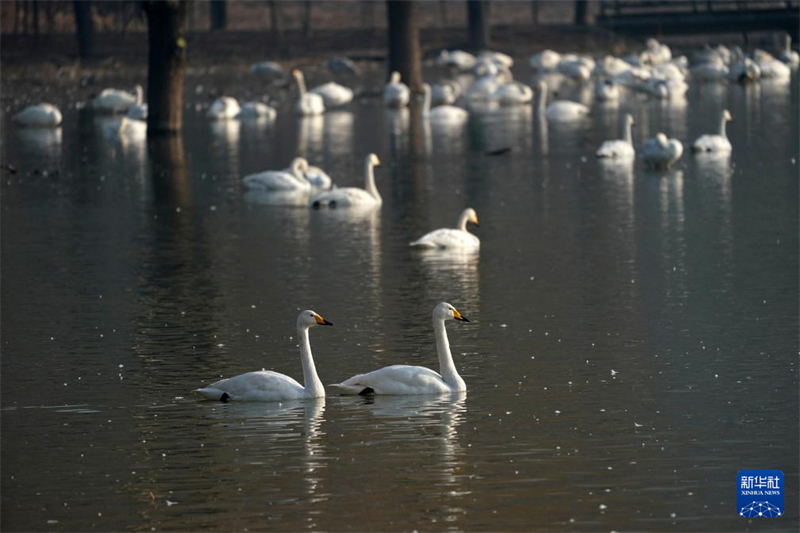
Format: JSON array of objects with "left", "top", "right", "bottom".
[
  {"left": 364, "top": 160, "right": 380, "bottom": 202},
  {"left": 624, "top": 118, "right": 633, "bottom": 145},
  {"left": 433, "top": 318, "right": 465, "bottom": 390},
  {"left": 536, "top": 85, "right": 547, "bottom": 113},
  {"left": 135, "top": 86, "right": 143, "bottom": 106},
  {"left": 292, "top": 161, "right": 308, "bottom": 184},
  {"left": 456, "top": 210, "right": 470, "bottom": 231},
  {"left": 719, "top": 114, "right": 728, "bottom": 138},
  {"left": 422, "top": 88, "right": 431, "bottom": 115},
  {"left": 298, "top": 325, "right": 324, "bottom": 397},
  {"left": 295, "top": 74, "right": 307, "bottom": 98}
]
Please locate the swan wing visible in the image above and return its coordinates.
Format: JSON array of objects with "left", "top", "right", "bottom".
[
  {"left": 410, "top": 228, "right": 479, "bottom": 249},
  {"left": 330, "top": 365, "right": 450, "bottom": 395},
  {"left": 243, "top": 171, "right": 309, "bottom": 192},
  {"left": 196, "top": 371, "right": 305, "bottom": 402},
  {"left": 310, "top": 187, "right": 376, "bottom": 207},
  {"left": 596, "top": 140, "right": 634, "bottom": 159}
]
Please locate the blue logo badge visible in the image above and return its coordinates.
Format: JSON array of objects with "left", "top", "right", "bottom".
[{"left": 737, "top": 469, "right": 784, "bottom": 517}]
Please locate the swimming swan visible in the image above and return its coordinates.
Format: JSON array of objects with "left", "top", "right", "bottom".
[
  {"left": 536, "top": 81, "right": 589, "bottom": 122},
  {"left": 692, "top": 109, "right": 732, "bottom": 154},
  {"left": 13, "top": 103, "right": 62, "bottom": 127},
  {"left": 310, "top": 82, "right": 354, "bottom": 108},
  {"left": 195, "top": 310, "right": 332, "bottom": 402},
  {"left": 642, "top": 133, "right": 683, "bottom": 169},
  {"left": 293, "top": 69, "right": 326, "bottom": 116},
  {"left": 383, "top": 71, "right": 410, "bottom": 108},
  {"left": 237, "top": 102, "right": 277, "bottom": 120},
  {"left": 410, "top": 208, "right": 480, "bottom": 250},
  {"left": 207, "top": 96, "right": 241, "bottom": 120},
  {"left": 310, "top": 153, "right": 381, "bottom": 208},
  {"left": 93, "top": 84, "right": 143, "bottom": 113},
  {"left": 242, "top": 157, "right": 311, "bottom": 192},
  {"left": 422, "top": 84, "right": 468, "bottom": 122},
  {"left": 596, "top": 113, "right": 635, "bottom": 159},
  {"left": 491, "top": 81, "right": 534, "bottom": 106},
  {"left": 329, "top": 302, "right": 469, "bottom": 395}
]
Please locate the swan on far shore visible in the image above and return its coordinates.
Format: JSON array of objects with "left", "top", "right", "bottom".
[
  {"left": 195, "top": 310, "right": 332, "bottom": 402},
  {"left": 310, "top": 153, "right": 381, "bottom": 208},
  {"left": 596, "top": 113, "right": 635, "bottom": 160},
  {"left": 293, "top": 69, "right": 326, "bottom": 116},
  {"left": 536, "top": 81, "right": 589, "bottom": 122},
  {"left": 237, "top": 102, "right": 277, "bottom": 121},
  {"left": 329, "top": 303, "right": 469, "bottom": 395},
  {"left": 410, "top": 208, "right": 480, "bottom": 250},
  {"left": 692, "top": 109, "right": 733, "bottom": 153},
  {"left": 93, "top": 84, "right": 143, "bottom": 113},
  {"left": 13, "top": 103, "right": 62, "bottom": 127}
]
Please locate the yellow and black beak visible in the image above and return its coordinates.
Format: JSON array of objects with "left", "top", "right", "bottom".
[
  {"left": 473, "top": 218, "right": 480, "bottom": 228},
  {"left": 314, "top": 315, "right": 333, "bottom": 326},
  {"left": 452, "top": 308, "right": 470, "bottom": 322}
]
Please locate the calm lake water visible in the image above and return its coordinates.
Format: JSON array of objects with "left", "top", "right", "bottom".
[{"left": 1, "top": 67, "right": 798, "bottom": 532}]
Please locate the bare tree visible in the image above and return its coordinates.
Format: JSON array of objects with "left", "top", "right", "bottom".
[
  {"left": 467, "top": 0, "right": 491, "bottom": 51},
  {"left": 268, "top": 0, "right": 281, "bottom": 44},
  {"left": 209, "top": 0, "right": 226, "bottom": 31},
  {"left": 73, "top": 1, "right": 94, "bottom": 59},
  {"left": 574, "top": 0, "right": 588, "bottom": 25},
  {"left": 144, "top": 0, "right": 189, "bottom": 134},
  {"left": 386, "top": 0, "right": 422, "bottom": 90}
]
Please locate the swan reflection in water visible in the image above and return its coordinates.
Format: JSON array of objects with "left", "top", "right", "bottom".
[
  {"left": 210, "top": 119, "right": 241, "bottom": 179},
  {"left": 17, "top": 127, "right": 62, "bottom": 163},
  {"left": 323, "top": 111, "right": 354, "bottom": 155},
  {"left": 297, "top": 115, "right": 324, "bottom": 159},
  {"left": 415, "top": 249, "right": 480, "bottom": 310}
]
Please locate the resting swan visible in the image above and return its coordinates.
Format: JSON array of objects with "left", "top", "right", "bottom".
[
  {"left": 242, "top": 157, "right": 311, "bottom": 192},
  {"left": 536, "top": 81, "right": 589, "bottom": 122},
  {"left": 310, "top": 82, "right": 354, "bottom": 108},
  {"left": 692, "top": 109, "right": 732, "bottom": 153},
  {"left": 329, "top": 302, "right": 469, "bottom": 395},
  {"left": 422, "top": 84, "right": 468, "bottom": 122},
  {"left": 237, "top": 102, "right": 277, "bottom": 120},
  {"left": 293, "top": 69, "right": 326, "bottom": 116},
  {"left": 93, "top": 84, "right": 143, "bottom": 113},
  {"left": 596, "top": 113, "right": 635, "bottom": 160},
  {"left": 310, "top": 153, "right": 381, "bottom": 208},
  {"left": 642, "top": 133, "right": 683, "bottom": 169},
  {"left": 594, "top": 79, "right": 619, "bottom": 102},
  {"left": 207, "top": 96, "right": 241, "bottom": 120},
  {"left": 13, "top": 103, "right": 62, "bottom": 127},
  {"left": 491, "top": 81, "right": 534, "bottom": 106},
  {"left": 410, "top": 208, "right": 480, "bottom": 250},
  {"left": 383, "top": 71, "right": 410, "bottom": 108},
  {"left": 195, "top": 310, "right": 332, "bottom": 402}
]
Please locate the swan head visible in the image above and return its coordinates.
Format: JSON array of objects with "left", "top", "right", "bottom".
[
  {"left": 723, "top": 109, "right": 733, "bottom": 122},
  {"left": 434, "top": 302, "right": 469, "bottom": 323},
  {"left": 390, "top": 71, "right": 402, "bottom": 85},
  {"left": 625, "top": 113, "right": 635, "bottom": 126},
  {"left": 464, "top": 207, "right": 479, "bottom": 227},
  {"left": 298, "top": 310, "right": 333, "bottom": 328},
  {"left": 291, "top": 69, "right": 304, "bottom": 79},
  {"left": 291, "top": 157, "right": 310, "bottom": 174},
  {"left": 366, "top": 153, "right": 381, "bottom": 167}
]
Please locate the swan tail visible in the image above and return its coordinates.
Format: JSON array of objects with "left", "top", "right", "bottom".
[
  {"left": 195, "top": 387, "right": 229, "bottom": 401},
  {"left": 596, "top": 149, "right": 613, "bottom": 158},
  {"left": 409, "top": 239, "right": 436, "bottom": 248},
  {"left": 328, "top": 382, "right": 369, "bottom": 395}
]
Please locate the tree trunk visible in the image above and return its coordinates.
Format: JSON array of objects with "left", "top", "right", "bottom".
[
  {"left": 209, "top": 0, "right": 226, "bottom": 31},
  {"left": 269, "top": 0, "right": 281, "bottom": 44},
  {"left": 73, "top": 1, "right": 94, "bottom": 59},
  {"left": 386, "top": 0, "right": 422, "bottom": 91},
  {"left": 574, "top": 0, "right": 588, "bottom": 25},
  {"left": 467, "top": 0, "right": 491, "bottom": 51},
  {"left": 32, "top": 0, "right": 39, "bottom": 35},
  {"left": 144, "top": 0, "right": 188, "bottom": 135},
  {"left": 302, "top": 1, "right": 312, "bottom": 37}
]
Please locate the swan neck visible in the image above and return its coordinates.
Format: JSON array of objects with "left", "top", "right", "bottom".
[
  {"left": 295, "top": 73, "right": 307, "bottom": 97},
  {"left": 719, "top": 114, "right": 728, "bottom": 139},
  {"left": 624, "top": 118, "right": 633, "bottom": 145},
  {"left": 457, "top": 210, "right": 470, "bottom": 231},
  {"left": 536, "top": 85, "right": 547, "bottom": 113},
  {"left": 423, "top": 87, "right": 431, "bottom": 115},
  {"left": 298, "top": 325, "right": 324, "bottom": 397},
  {"left": 364, "top": 159, "right": 380, "bottom": 202},
  {"left": 292, "top": 160, "right": 308, "bottom": 184},
  {"left": 434, "top": 318, "right": 464, "bottom": 390}
]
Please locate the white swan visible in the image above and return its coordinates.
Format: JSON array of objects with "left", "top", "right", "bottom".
[
  {"left": 287, "top": 158, "right": 332, "bottom": 190},
  {"left": 195, "top": 310, "right": 332, "bottom": 402},
  {"left": 594, "top": 79, "right": 619, "bottom": 102},
  {"left": 410, "top": 208, "right": 480, "bottom": 250},
  {"left": 690, "top": 58, "right": 729, "bottom": 82},
  {"left": 249, "top": 61, "right": 283, "bottom": 77},
  {"left": 422, "top": 84, "right": 468, "bottom": 122},
  {"left": 779, "top": 35, "right": 800, "bottom": 68},
  {"left": 642, "top": 133, "right": 683, "bottom": 169},
  {"left": 596, "top": 113, "right": 635, "bottom": 160},
  {"left": 491, "top": 81, "right": 534, "bottom": 106},
  {"left": 293, "top": 69, "right": 326, "bottom": 116},
  {"left": 237, "top": 102, "right": 277, "bottom": 120},
  {"left": 126, "top": 102, "right": 147, "bottom": 121},
  {"left": 242, "top": 157, "right": 311, "bottom": 193},
  {"left": 310, "top": 82, "right": 354, "bottom": 108},
  {"left": 754, "top": 50, "right": 791, "bottom": 80},
  {"left": 93, "top": 84, "right": 142, "bottom": 113},
  {"left": 431, "top": 80, "right": 461, "bottom": 105},
  {"left": 728, "top": 57, "right": 761, "bottom": 82},
  {"left": 536, "top": 81, "right": 589, "bottom": 122},
  {"left": 435, "top": 50, "right": 477, "bottom": 71},
  {"left": 13, "top": 103, "right": 62, "bottom": 127},
  {"left": 529, "top": 49, "right": 561, "bottom": 72},
  {"left": 310, "top": 153, "right": 381, "bottom": 208},
  {"left": 692, "top": 109, "right": 732, "bottom": 154},
  {"left": 329, "top": 302, "right": 469, "bottom": 395},
  {"left": 383, "top": 71, "right": 410, "bottom": 108},
  {"left": 207, "top": 96, "right": 241, "bottom": 120}
]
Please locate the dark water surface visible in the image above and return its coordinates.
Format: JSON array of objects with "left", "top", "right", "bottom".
[{"left": 2, "top": 73, "right": 798, "bottom": 532}]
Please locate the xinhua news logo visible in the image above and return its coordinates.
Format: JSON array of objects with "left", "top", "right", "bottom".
[{"left": 737, "top": 469, "right": 784, "bottom": 518}]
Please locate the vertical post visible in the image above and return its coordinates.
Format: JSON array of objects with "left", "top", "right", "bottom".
[
  {"left": 209, "top": 0, "right": 226, "bottom": 30},
  {"left": 144, "top": 0, "right": 189, "bottom": 135},
  {"left": 386, "top": 0, "right": 422, "bottom": 91},
  {"left": 269, "top": 0, "right": 281, "bottom": 44},
  {"left": 32, "top": 0, "right": 39, "bottom": 35},
  {"left": 73, "top": 0, "right": 94, "bottom": 60},
  {"left": 467, "top": 0, "right": 491, "bottom": 51},
  {"left": 303, "top": 1, "right": 312, "bottom": 37},
  {"left": 574, "top": 0, "right": 588, "bottom": 25}
]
